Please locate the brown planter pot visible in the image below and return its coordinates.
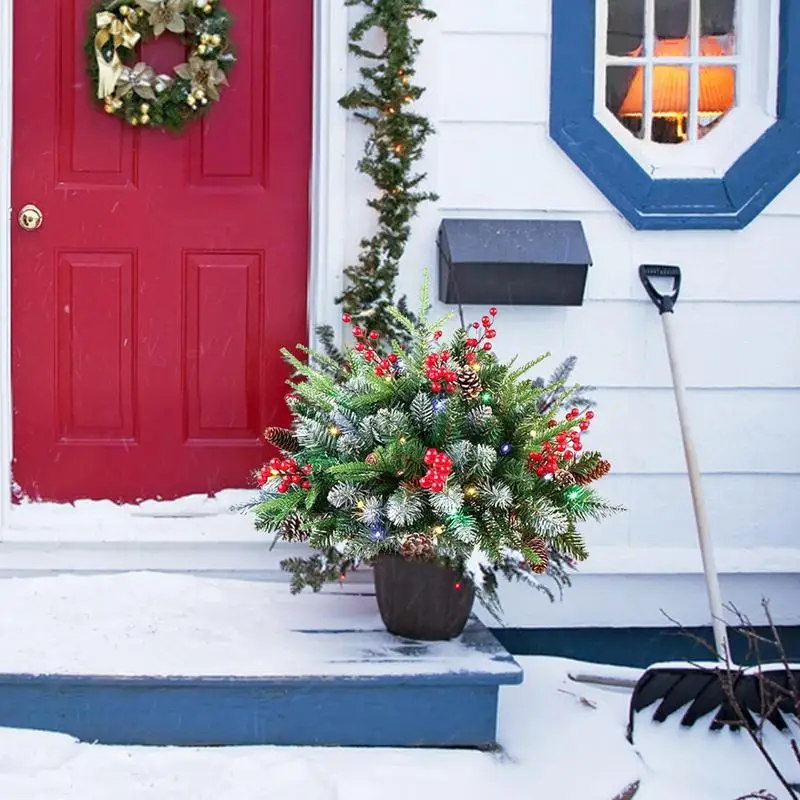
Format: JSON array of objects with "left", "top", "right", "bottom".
[{"left": 373, "top": 554, "right": 475, "bottom": 641}]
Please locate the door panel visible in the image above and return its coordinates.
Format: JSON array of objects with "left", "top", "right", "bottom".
[{"left": 11, "top": 0, "right": 312, "bottom": 502}]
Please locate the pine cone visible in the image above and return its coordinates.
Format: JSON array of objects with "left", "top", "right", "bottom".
[
  {"left": 524, "top": 536, "right": 549, "bottom": 574},
  {"left": 279, "top": 513, "right": 307, "bottom": 542},
  {"left": 401, "top": 532, "right": 436, "bottom": 560},
  {"left": 264, "top": 426, "right": 300, "bottom": 453},
  {"left": 365, "top": 452, "right": 378, "bottom": 465},
  {"left": 553, "top": 469, "right": 576, "bottom": 488},
  {"left": 457, "top": 365, "right": 482, "bottom": 399},
  {"left": 575, "top": 459, "right": 612, "bottom": 486}
]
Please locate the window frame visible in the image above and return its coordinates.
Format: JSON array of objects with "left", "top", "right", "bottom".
[
  {"left": 549, "top": 0, "right": 800, "bottom": 229},
  {"left": 594, "top": 0, "right": 779, "bottom": 179}
]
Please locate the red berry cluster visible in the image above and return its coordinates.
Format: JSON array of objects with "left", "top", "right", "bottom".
[
  {"left": 374, "top": 353, "right": 399, "bottom": 378},
  {"left": 419, "top": 448, "right": 453, "bottom": 492},
  {"left": 464, "top": 307, "right": 498, "bottom": 364},
  {"left": 342, "top": 313, "right": 381, "bottom": 362},
  {"left": 258, "top": 457, "right": 313, "bottom": 493},
  {"left": 342, "top": 313, "right": 403, "bottom": 379},
  {"left": 527, "top": 409, "right": 595, "bottom": 477},
  {"left": 424, "top": 351, "right": 458, "bottom": 394}
]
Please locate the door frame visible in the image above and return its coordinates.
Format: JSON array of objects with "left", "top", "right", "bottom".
[{"left": 0, "top": 0, "right": 348, "bottom": 541}]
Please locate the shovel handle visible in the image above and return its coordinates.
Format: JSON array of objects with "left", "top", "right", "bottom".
[{"left": 639, "top": 264, "right": 681, "bottom": 314}]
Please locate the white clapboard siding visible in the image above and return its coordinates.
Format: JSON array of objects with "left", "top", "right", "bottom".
[
  {"left": 394, "top": 208, "right": 800, "bottom": 303},
  {"left": 480, "top": 301, "right": 800, "bottom": 388},
  {"left": 585, "top": 387, "right": 799, "bottom": 474},
  {"left": 581, "top": 473, "right": 800, "bottom": 549},
  {"left": 435, "top": 0, "right": 549, "bottom": 34},
  {"left": 437, "top": 35, "right": 548, "bottom": 123}
]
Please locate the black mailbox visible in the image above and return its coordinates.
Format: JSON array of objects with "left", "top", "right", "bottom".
[{"left": 437, "top": 218, "right": 592, "bottom": 307}]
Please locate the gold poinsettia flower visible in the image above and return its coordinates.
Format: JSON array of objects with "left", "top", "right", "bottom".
[
  {"left": 115, "top": 62, "right": 157, "bottom": 100},
  {"left": 174, "top": 54, "right": 228, "bottom": 101},
  {"left": 136, "top": 0, "right": 189, "bottom": 37}
]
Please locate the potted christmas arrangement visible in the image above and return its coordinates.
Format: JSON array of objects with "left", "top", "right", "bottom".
[{"left": 250, "top": 278, "right": 619, "bottom": 641}]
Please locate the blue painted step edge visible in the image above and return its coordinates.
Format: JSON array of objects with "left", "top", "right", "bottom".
[{"left": 0, "top": 623, "right": 523, "bottom": 749}]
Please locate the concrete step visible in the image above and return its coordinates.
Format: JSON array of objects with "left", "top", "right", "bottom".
[{"left": 0, "top": 573, "right": 522, "bottom": 748}]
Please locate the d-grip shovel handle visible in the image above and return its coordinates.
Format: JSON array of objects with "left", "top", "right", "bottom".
[{"left": 639, "top": 264, "right": 682, "bottom": 314}]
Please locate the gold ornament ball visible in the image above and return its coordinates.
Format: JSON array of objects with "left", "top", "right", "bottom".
[
  {"left": 113, "top": 99, "right": 123, "bottom": 109},
  {"left": 119, "top": 4, "right": 130, "bottom": 15},
  {"left": 140, "top": 114, "right": 150, "bottom": 124},
  {"left": 211, "top": 34, "right": 222, "bottom": 45},
  {"left": 137, "top": 8, "right": 145, "bottom": 16},
  {"left": 195, "top": 88, "right": 205, "bottom": 98},
  {"left": 197, "top": 44, "right": 208, "bottom": 54},
  {"left": 203, "top": 3, "right": 213, "bottom": 12},
  {"left": 140, "top": 102, "right": 150, "bottom": 112},
  {"left": 130, "top": 117, "right": 139, "bottom": 126},
  {"left": 432, "top": 525, "right": 445, "bottom": 536},
  {"left": 104, "top": 104, "right": 114, "bottom": 114}
]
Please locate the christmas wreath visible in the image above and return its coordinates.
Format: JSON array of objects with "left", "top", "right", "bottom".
[{"left": 86, "top": 0, "right": 235, "bottom": 130}]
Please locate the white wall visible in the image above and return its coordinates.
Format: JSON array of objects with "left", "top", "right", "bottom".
[
  {"left": 342, "top": 0, "right": 800, "bottom": 555},
  {"left": 337, "top": 1, "right": 800, "bottom": 625}
]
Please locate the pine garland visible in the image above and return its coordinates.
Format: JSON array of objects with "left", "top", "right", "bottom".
[{"left": 316, "top": 0, "right": 439, "bottom": 360}]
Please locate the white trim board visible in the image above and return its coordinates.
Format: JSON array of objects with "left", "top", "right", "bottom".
[{"left": 0, "top": 0, "right": 349, "bottom": 549}]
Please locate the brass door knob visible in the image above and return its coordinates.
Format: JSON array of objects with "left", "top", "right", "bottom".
[{"left": 18, "top": 204, "right": 43, "bottom": 231}]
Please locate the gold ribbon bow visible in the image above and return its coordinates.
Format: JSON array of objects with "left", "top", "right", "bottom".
[{"left": 94, "top": 11, "right": 141, "bottom": 99}]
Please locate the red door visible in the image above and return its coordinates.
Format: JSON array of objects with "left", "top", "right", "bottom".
[{"left": 11, "top": 1, "right": 311, "bottom": 503}]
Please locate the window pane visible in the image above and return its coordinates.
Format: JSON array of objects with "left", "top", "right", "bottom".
[
  {"left": 701, "top": 0, "right": 736, "bottom": 43},
  {"left": 697, "top": 64, "right": 736, "bottom": 138},
  {"left": 655, "top": 0, "right": 688, "bottom": 40},
  {"left": 652, "top": 64, "right": 689, "bottom": 142},
  {"left": 607, "top": 0, "right": 644, "bottom": 56},
  {"left": 607, "top": 65, "right": 644, "bottom": 138}
]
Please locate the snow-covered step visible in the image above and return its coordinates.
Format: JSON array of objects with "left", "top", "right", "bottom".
[{"left": 0, "top": 573, "right": 522, "bottom": 748}]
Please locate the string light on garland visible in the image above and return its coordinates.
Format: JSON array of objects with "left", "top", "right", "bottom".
[
  {"left": 327, "top": 425, "right": 341, "bottom": 437},
  {"left": 370, "top": 524, "right": 386, "bottom": 541},
  {"left": 479, "top": 391, "right": 493, "bottom": 404},
  {"left": 499, "top": 443, "right": 512, "bottom": 456},
  {"left": 464, "top": 484, "right": 478, "bottom": 498},
  {"left": 432, "top": 398, "right": 447, "bottom": 414}
]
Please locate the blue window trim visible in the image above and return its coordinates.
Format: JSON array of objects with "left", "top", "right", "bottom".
[{"left": 549, "top": 0, "right": 800, "bottom": 230}]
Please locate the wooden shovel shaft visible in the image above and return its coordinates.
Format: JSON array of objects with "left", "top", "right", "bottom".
[{"left": 661, "top": 312, "right": 730, "bottom": 662}]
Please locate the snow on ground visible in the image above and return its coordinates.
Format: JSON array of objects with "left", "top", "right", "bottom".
[
  {"left": 0, "top": 656, "right": 795, "bottom": 799},
  {"left": 0, "top": 572, "right": 795, "bottom": 799}
]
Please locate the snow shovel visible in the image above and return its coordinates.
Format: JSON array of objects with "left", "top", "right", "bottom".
[{"left": 572, "top": 265, "right": 800, "bottom": 741}]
